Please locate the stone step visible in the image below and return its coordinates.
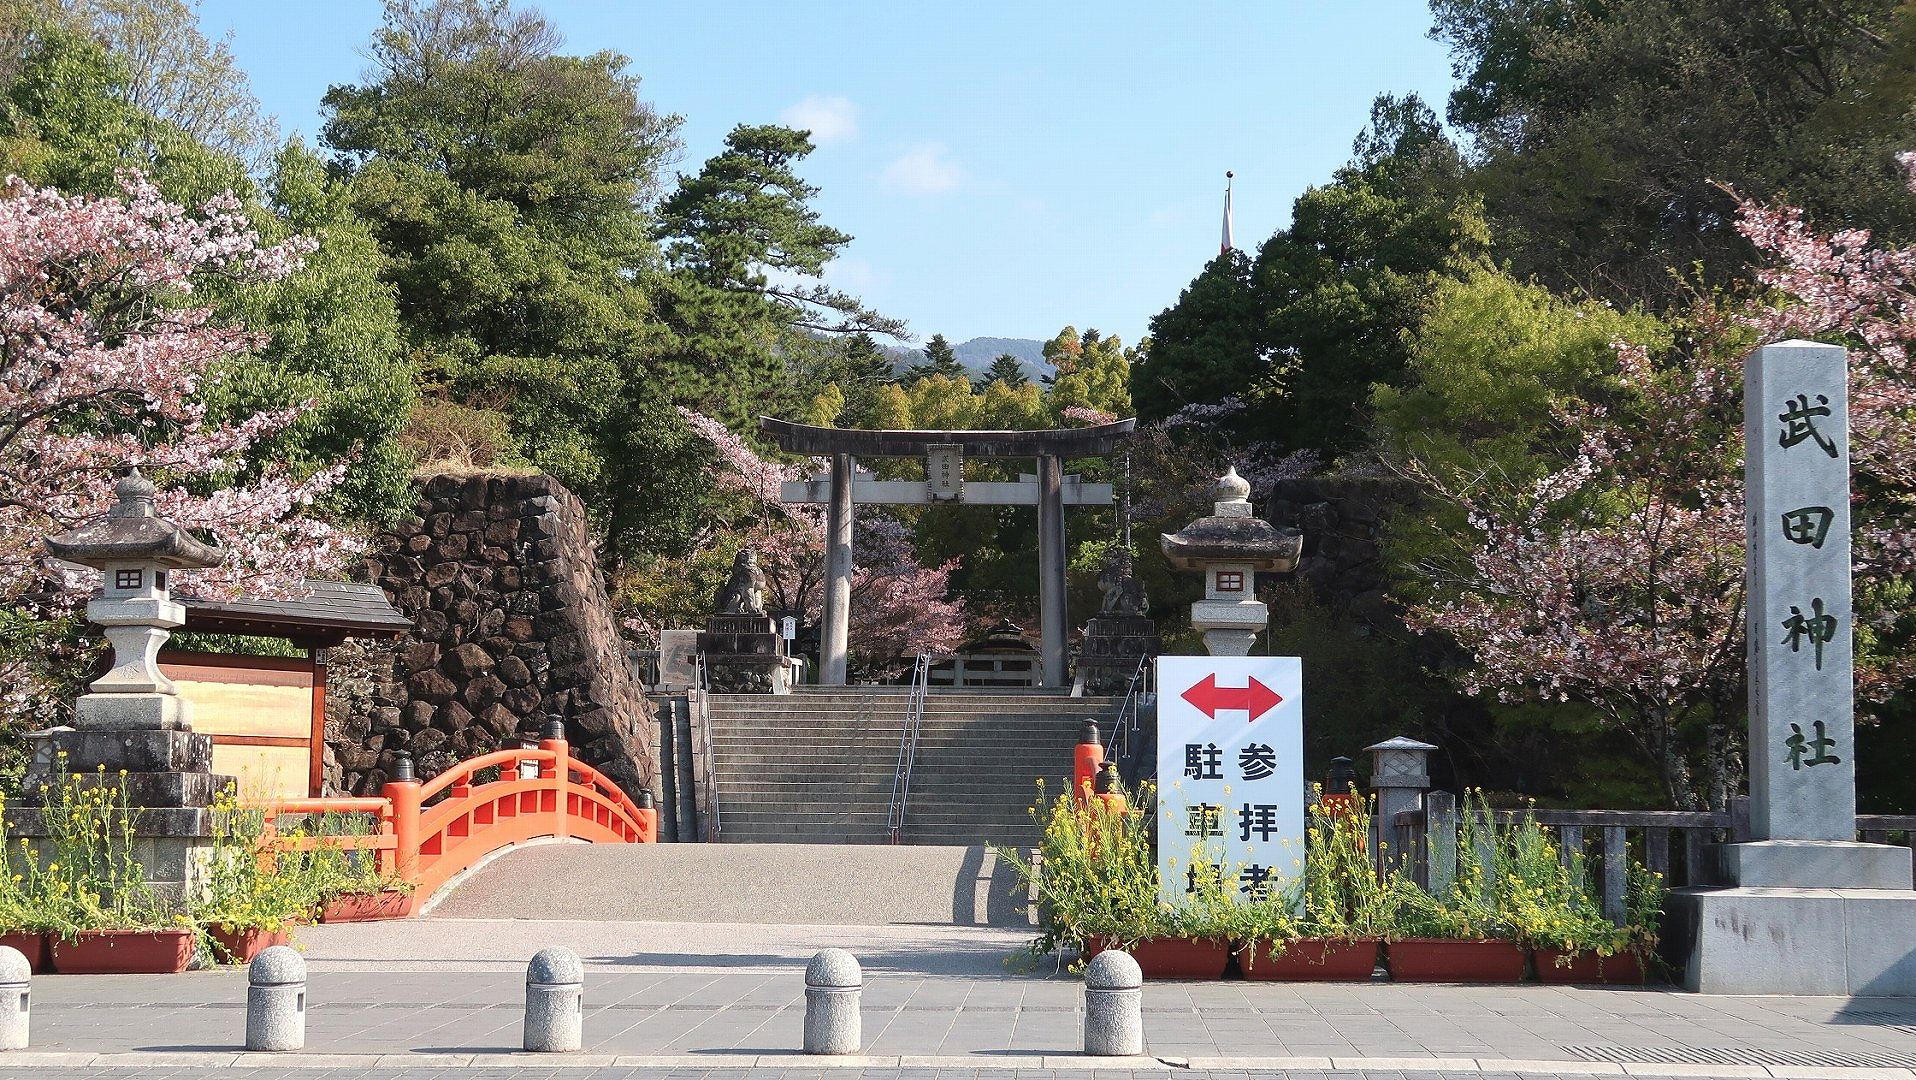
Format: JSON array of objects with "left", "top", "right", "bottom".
[{"left": 710, "top": 735, "right": 1084, "bottom": 747}]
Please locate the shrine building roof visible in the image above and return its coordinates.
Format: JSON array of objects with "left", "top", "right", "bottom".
[{"left": 180, "top": 579, "right": 412, "bottom": 647}]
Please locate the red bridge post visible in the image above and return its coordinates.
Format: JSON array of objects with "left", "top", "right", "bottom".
[{"left": 384, "top": 750, "right": 423, "bottom": 883}]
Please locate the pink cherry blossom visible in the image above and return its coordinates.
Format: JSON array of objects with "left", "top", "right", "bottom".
[
  {"left": 674, "top": 408, "right": 966, "bottom": 673},
  {"left": 1404, "top": 155, "right": 1916, "bottom": 809},
  {"left": 1, "top": 172, "right": 355, "bottom": 622}
]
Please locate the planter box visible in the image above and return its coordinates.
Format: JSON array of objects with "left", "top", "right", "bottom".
[
  {"left": 51, "top": 929, "right": 195, "bottom": 974},
  {"left": 0, "top": 931, "right": 49, "bottom": 973},
  {"left": 1087, "top": 935, "right": 1232, "bottom": 980},
  {"left": 208, "top": 925, "right": 291, "bottom": 965},
  {"left": 1387, "top": 938, "right": 1526, "bottom": 982},
  {"left": 319, "top": 890, "right": 413, "bottom": 923},
  {"left": 1238, "top": 937, "right": 1379, "bottom": 981},
  {"left": 1534, "top": 948, "right": 1648, "bottom": 985}
]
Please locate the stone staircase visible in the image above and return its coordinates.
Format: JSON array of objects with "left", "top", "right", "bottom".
[{"left": 706, "top": 687, "right": 1122, "bottom": 845}]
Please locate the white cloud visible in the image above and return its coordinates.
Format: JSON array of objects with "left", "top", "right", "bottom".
[
  {"left": 880, "top": 143, "right": 963, "bottom": 195},
  {"left": 780, "top": 94, "right": 858, "bottom": 145}
]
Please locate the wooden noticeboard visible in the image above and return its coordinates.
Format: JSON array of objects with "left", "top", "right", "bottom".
[{"left": 158, "top": 651, "right": 324, "bottom": 799}]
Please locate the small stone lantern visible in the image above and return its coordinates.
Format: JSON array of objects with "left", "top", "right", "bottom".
[
  {"left": 1159, "top": 467, "right": 1303, "bottom": 655},
  {"left": 43, "top": 470, "right": 224, "bottom": 731},
  {"left": 1365, "top": 734, "right": 1437, "bottom": 829}
]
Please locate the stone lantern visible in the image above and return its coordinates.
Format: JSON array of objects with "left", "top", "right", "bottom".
[
  {"left": 42, "top": 470, "right": 224, "bottom": 731},
  {"left": 1160, "top": 467, "right": 1302, "bottom": 655},
  {"left": 1365, "top": 734, "right": 1437, "bottom": 828},
  {"left": 20, "top": 470, "right": 235, "bottom": 898}
]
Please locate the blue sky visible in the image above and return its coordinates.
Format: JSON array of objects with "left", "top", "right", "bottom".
[{"left": 195, "top": 1, "right": 1459, "bottom": 347}]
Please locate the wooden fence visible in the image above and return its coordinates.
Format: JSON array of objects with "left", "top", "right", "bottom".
[{"left": 1391, "top": 793, "right": 1916, "bottom": 923}]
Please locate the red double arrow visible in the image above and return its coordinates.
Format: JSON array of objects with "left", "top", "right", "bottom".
[{"left": 1181, "top": 673, "right": 1284, "bottom": 721}]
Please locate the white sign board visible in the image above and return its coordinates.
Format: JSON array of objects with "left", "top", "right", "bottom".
[{"left": 1155, "top": 655, "right": 1304, "bottom": 908}]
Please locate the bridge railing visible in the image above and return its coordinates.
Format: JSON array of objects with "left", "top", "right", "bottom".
[{"left": 258, "top": 733, "right": 654, "bottom": 914}]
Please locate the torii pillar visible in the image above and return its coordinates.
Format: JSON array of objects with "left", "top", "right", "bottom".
[{"left": 763, "top": 417, "right": 1137, "bottom": 687}]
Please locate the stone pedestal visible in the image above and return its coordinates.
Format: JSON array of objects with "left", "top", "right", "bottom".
[
  {"left": 1671, "top": 886, "right": 1916, "bottom": 995},
  {"left": 12, "top": 727, "right": 232, "bottom": 903},
  {"left": 1076, "top": 615, "right": 1158, "bottom": 694},
  {"left": 699, "top": 614, "right": 793, "bottom": 694}
]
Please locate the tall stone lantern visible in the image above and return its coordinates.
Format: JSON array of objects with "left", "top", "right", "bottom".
[
  {"left": 1160, "top": 467, "right": 1302, "bottom": 655},
  {"left": 21, "top": 471, "right": 236, "bottom": 897}
]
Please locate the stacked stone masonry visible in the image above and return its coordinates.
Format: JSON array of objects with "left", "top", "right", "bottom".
[
  {"left": 1264, "top": 474, "right": 1420, "bottom": 629},
  {"left": 323, "top": 473, "right": 655, "bottom": 800}
]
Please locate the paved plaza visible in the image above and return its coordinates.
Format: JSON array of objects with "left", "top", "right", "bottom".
[{"left": 9, "top": 918, "right": 1916, "bottom": 1078}]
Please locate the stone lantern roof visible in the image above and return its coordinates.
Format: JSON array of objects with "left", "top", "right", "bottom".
[
  {"left": 1159, "top": 467, "right": 1303, "bottom": 572},
  {"left": 43, "top": 470, "right": 224, "bottom": 570}
]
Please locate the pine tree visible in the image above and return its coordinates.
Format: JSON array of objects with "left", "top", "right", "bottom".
[
  {"left": 979, "top": 353, "right": 1027, "bottom": 389},
  {"left": 908, "top": 333, "right": 965, "bottom": 380}
]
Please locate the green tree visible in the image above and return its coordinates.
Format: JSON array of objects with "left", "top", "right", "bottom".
[
  {"left": 1131, "top": 249, "right": 1260, "bottom": 422},
  {"left": 1253, "top": 93, "right": 1488, "bottom": 454},
  {"left": 0, "top": 17, "right": 247, "bottom": 203},
  {"left": 207, "top": 140, "right": 416, "bottom": 525},
  {"left": 1431, "top": 0, "right": 1916, "bottom": 306},
  {"left": 1044, "top": 326, "right": 1133, "bottom": 420},
  {"left": 980, "top": 352, "right": 1027, "bottom": 389},
  {"left": 322, "top": 0, "right": 680, "bottom": 536},
  {"left": 654, "top": 123, "right": 902, "bottom": 430},
  {"left": 909, "top": 333, "right": 965, "bottom": 380},
  {"left": 1373, "top": 265, "right": 1669, "bottom": 592},
  {"left": 1135, "top": 94, "right": 1486, "bottom": 453}
]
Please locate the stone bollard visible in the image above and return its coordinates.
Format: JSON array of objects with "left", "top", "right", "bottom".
[
  {"left": 0, "top": 946, "right": 27, "bottom": 1050},
  {"left": 803, "top": 949, "right": 861, "bottom": 1055},
  {"left": 246, "top": 946, "right": 305, "bottom": 1052},
  {"left": 1083, "top": 949, "right": 1144, "bottom": 1056},
  {"left": 524, "top": 947, "right": 584, "bottom": 1052}
]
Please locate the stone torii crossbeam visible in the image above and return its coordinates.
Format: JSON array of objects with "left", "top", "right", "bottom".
[{"left": 761, "top": 416, "right": 1136, "bottom": 686}]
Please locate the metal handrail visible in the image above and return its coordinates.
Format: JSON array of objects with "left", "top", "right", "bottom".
[
  {"left": 887, "top": 652, "right": 933, "bottom": 844},
  {"left": 692, "top": 653, "right": 719, "bottom": 839},
  {"left": 1105, "top": 654, "right": 1153, "bottom": 759}
]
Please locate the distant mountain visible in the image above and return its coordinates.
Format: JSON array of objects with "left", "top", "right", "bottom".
[{"left": 885, "top": 336, "right": 1051, "bottom": 383}]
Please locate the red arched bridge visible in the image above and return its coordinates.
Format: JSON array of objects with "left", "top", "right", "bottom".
[{"left": 263, "top": 732, "right": 655, "bottom": 915}]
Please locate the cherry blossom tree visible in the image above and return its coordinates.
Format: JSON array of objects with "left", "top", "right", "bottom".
[
  {"left": 1403, "top": 158, "right": 1916, "bottom": 809},
  {"left": 0, "top": 171, "right": 358, "bottom": 601},
  {"left": 672, "top": 409, "right": 966, "bottom": 674},
  {"left": 0, "top": 172, "right": 360, "bottom": 723}
]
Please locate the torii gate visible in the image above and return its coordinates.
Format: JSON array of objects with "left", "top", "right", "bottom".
[{"left": 760, "top": 416, "right": 1137, "bottom": 687}]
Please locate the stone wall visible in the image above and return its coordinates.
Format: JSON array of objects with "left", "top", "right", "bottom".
[
  {"left": 1263, "top": 474, "right": 1421, "bottom": 628},
  {"left": 323, "top": 473, "right": 655, "bottom": 799}
]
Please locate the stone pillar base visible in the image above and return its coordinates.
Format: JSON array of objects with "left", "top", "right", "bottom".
[
  {"left": 1670, "top": 886, "right": 1916, "bottom": 994},
  {"left": 1201, "top": 629, "right": 1256, "bottom": 656},
  {"left": 74, "top": 691, "right": 190, "bottom": 731},
  {"left": 4, "top": 805, "right": 218, "bottom": 905},
  {"left": 1720, "top": 840, "right": 1913, "bottom": 890}
]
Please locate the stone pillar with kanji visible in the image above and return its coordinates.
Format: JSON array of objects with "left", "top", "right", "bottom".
[{"left": 1674, "top": 341, "right": 1916, "bottom": 995}]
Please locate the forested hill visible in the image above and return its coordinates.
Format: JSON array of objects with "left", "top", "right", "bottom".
[{"left": 886, "top": 336, "right": 1050, "bottom": 382}]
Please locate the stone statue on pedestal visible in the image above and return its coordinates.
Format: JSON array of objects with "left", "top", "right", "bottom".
[
  {"left": 1078, "top": 549, "right": 1159, "bottom": 694},
  {"left": 1097, "top": 549, "right": 1148, "bottom": 617},
  {"left": 713, "top": 549, "right": 766, "bottom": 617},
  {"left": 700, "top": 548, "right": 789, "bottom": 693}
]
